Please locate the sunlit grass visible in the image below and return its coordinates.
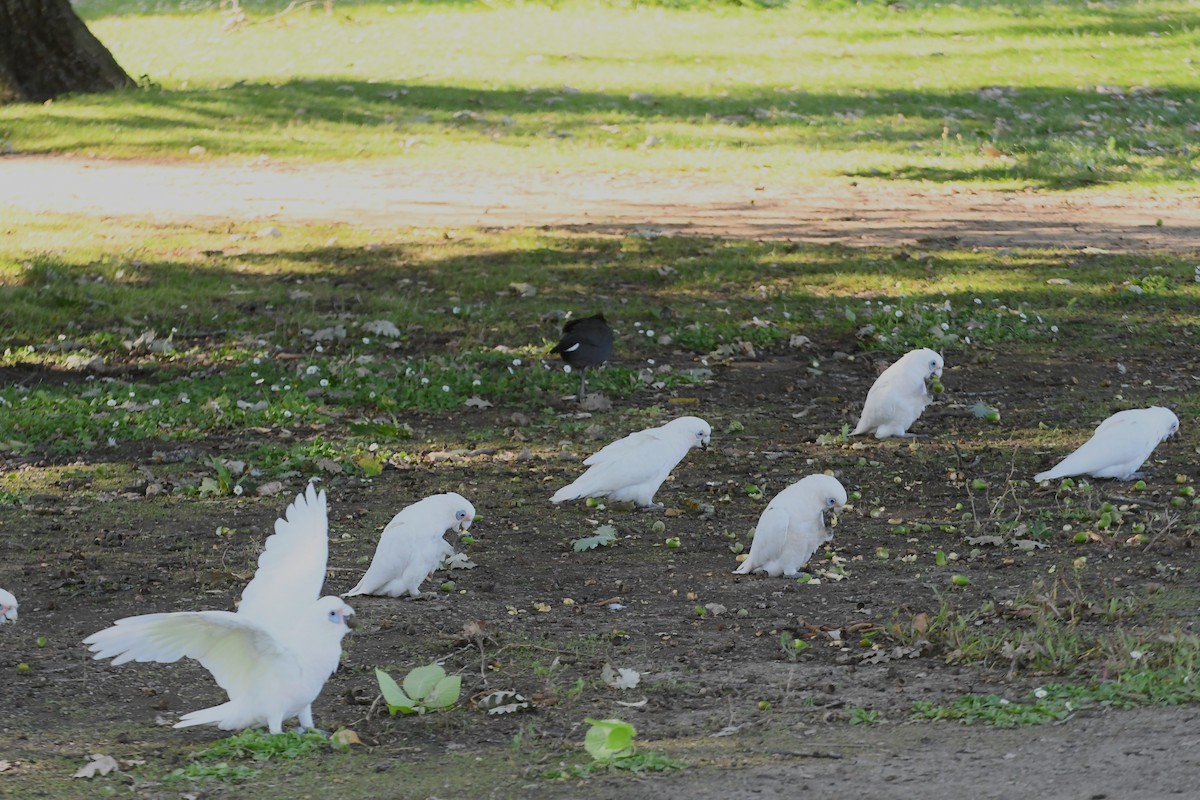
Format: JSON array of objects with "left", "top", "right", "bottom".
[{"left": 0, "top": 0, "right": 1195, "bottom": 188}]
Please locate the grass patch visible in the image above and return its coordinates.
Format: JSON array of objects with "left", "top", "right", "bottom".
[
  {"left": 162, "top": 730, "right": 327, "bottom": 783},
  {"left": 1, "top": 1, "right": 1197, "bottom": 189}
]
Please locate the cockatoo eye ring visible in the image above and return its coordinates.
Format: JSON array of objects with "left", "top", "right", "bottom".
[
  {"left": 327, "top": 609, "right": 340, "bottom": 622},
  {"left": 456, "top": 510, "right": 468, "bottom": 521}
]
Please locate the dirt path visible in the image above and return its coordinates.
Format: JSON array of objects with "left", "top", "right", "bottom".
[{"left": 2, "top": 155, "right": 1197, "bottom": 251}]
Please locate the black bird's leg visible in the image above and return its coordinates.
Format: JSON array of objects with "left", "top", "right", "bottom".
[{"left": 577, "top": 368, "right": 588, "bottom": 403}]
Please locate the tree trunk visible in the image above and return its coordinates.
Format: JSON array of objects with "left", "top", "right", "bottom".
[{"left": 0, "top": 0, "right": 134, "bottom": 104}]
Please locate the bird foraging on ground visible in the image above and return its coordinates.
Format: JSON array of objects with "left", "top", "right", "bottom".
[
  {"left": 550, "top": 312, "right": 614, "bottom": 402},
  {"left": 0, "top": 588, "right": 17, "bottom": 623},
  {"left": 851, "top": 348, "right": 944, "bottom": 438},
  {"left": 550, "top": 416, "right": 711, "bottom": 508},
  {"left": 1034, "top": 406, "right": 1179, "bottom": 482},
  {"left": 734, "top": 475, "right": 848, "bottom": 577},
  {"left": 345, "top": 493, "right": 476, "bottom": 599},
  {"left": 84, "top": 484, "right": 355, "bottom": 734}
]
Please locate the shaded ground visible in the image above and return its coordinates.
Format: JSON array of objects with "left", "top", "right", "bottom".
[
  {"left": 2, "top": 155, "right": 1198, "bottom": 251},
  {"left": 1, "top": 158, "right": 1199, "bottom": 797},
  {"left": 1, "top": 345, "right": 1198, "bottom": 798}
]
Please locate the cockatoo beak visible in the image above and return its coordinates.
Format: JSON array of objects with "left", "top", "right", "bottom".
[
  {"left": 701, "top": 440, "right": 710, "bottom": 451},
  {"left": 932, "top": 368, "right": 943, "bottom": 378},
  {"left": 1, "top": 606, "right": 15, "bottom": 622},
  {"left": 459, "top": 517, "right": 473, "bottom": 532},
  {"left": 342, "top": 610, "right": 357, "bottom": 630}
]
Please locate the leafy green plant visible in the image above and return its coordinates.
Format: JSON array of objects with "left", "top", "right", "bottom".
[
  {"left": 542, "top": 718, "right": 685, "bottom": 779},
  {"left": 584, "top": 718, "right": 637, "bottom": 763},
  {"left": 848, "top": 707, "right": 881, "bottom": 726},
  {"left": 375, "top": 664, "right": 462, "bottom": 715},
  {"left": 195, "top": 730, "right": 326, "bottom": 762},
  {"left": 572, "top": 524, "right": 618, "bottom": 552}
]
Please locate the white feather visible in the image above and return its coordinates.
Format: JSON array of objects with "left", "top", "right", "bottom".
[
  {"left": 852, "top": 348, "right": 944, "bottom": 438},
  {"left": 345, "top": 493, "right": 476, "bottom": 599},
  {"left": 0, "top": 587, "right": 17, "bottom": 623},
  {"left": 1034, "top": 407, "right": 1179, "bottom": 482},
  {"left": 84, "top": 486, "right": 354, "bottom": 734},
  {"left": 735, "top": 475, "right": 848, "bottom": 577},
  {"left": 550, "top": 416, "right": 712, "bottom": 507}
]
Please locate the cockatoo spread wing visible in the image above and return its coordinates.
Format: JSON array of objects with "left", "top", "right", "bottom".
[
  {"left": 84, "top": 610, "right": 294, "bottom": 702},
  {"left": 238, "top": 483, "right": 329, "bottom": 627}
]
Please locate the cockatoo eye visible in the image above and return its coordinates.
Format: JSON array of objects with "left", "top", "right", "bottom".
[
  {"left": 456, "top": 510, "right": 468, "bottom": 521},
  {"left": 327, "top": 608, "right": 340, "bottom": 623},
  {"left": 826, "top": 497, "right": 836, "bottom": 506},
  {"left": 929, "top": 360, "right": 938, "bottom": 370}
]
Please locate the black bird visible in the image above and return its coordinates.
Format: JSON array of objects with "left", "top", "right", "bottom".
[{"left": 550, "top": 313, "right": 614, "bottom": 402}]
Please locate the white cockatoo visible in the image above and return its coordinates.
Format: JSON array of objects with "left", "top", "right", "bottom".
[
  {"left": 0, "top": 588, "right": 17, "bottom": 623},
  {"left": 84, "top": 484, "right": 355, "bottom": 734},
  {"left": 550, "top": 416, "right": 712, "bottom": 508},
  {"left": 851, "top": 348, "right": 944, "bottom": 438},
  {"left": 734, "top": 475, "right": 848, "bottom": 577},
  {"left": 345, "top": 493, "right": 476, "bottom": 599},
  {"left": 1034, "top": 407, "right": 1179, "bottom": 482}
]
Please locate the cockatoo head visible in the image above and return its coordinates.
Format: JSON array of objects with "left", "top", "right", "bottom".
[
  {"left": 316, "top": 595, "right": 356, "bottom": 633},
  {"left": 1149, "top": 407, "right": 1180, "bottom": 442},
  {"left": 670, "top": 416, "right": 712, "bottom": 451},
  {"left": 441, "top": 492, "right": 476, "bottom": 532},
  {"left": 910, "top": 348, "right": 944, "bottom": 379},
  {"left": 0, "top": 589, "right": 16, "bottom": 623},
  {"left": 795, "top": 474, "right": 849, "bottom": 525}
]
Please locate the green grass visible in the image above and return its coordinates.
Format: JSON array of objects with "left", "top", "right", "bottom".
[
  {"left": 3, "top": 211, "right": 1199, "bottom": 461},
  {"left": 2, "top": 0, "right": 1197, "bottom": 189}
]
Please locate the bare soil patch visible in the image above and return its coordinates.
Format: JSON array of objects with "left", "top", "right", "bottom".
[
  {"left": 2, "top": 155, "right": 1198, "bottom": 252},
  {"left": 2, "top": 346, "right": 1198, "bottom": 798}
]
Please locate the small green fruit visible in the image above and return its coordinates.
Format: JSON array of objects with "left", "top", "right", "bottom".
[
  {"left": 970, "top": 479, "right": 987, "bottom": 491},
  {"left": 460, "top": 534, "right": 476, "bottom": 546},
  {"left": 665, "top": 536, "right": 681, "bottom": 549},
  {"left": 586, "top": 497, "right": 601, "bottom": 508},
  {"left": 1179, "top": 486, "right": 1195, "bottom": 498},
  {"left": 439, "top": 580, "right": 456, "bottom": 592},
  {"left": 1176, "top": 474, "right": 1188, "bottom": 485},
  {"left": 694, "top": 605, "right": 707, "bottom": 617},
  {"left": 1060, "top": 478, "right": 1075, "bottom": 489},
  {"left": 16, "top": 663, "right": 30, "bottom": 674},
  {"left": 757, "top": 700, "right": 771, "bottom": 711},
  {"left": 950, "top": 574, "right": 970, "bottom": 587},
  {"left": 1133, "top": 480, "right": 1147, "bottom": 491},
  {"left": 934, "top": 550, "right": 948, "bottom": 567},
  {"left": 931, "top": 380, "right": 945, "bottom": 395},
  {"left": 652, "top": 520, "right": 666, "bottom": 534},
  {"left": 36, "top": 636, "right": 47, "bottom": 648},
  {"left": 985, "top": 411, "right": 1000, "bottom": 423},
  {"left": 1097, "top": 513, "right": 1112, "bottom": 530},
  {"left": 1073, "top": 531, "right": 1089, "bottom": 544}
]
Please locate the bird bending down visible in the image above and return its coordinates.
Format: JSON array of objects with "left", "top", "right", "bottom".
[
  {"left": 735, "top": 475, "right": 848, "bottom": 577},
  {"left": 852, "top": 348, "right": 944, "bottom": 438},
  {"left": 345, "top": 493, "right": 476, "bottom": 599},
  {"left": 550, "top": 416, "right": 711, "bottom": 508},
  {"left": 0, "top": 588, "right": 17, "bottom": 623},
  {"left": 550, "top": 313, "right": 614, "bottom": 402},
  {"left": 1034, "top": 406, "right": 1179, "bottom": 482},
  {"left": 84, "top": 484, "right": 355, "bottom": 734}
]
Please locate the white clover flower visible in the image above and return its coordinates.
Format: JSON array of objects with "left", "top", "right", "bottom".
[
  {"left": 151, "top": 399, "right": 160, "bottom": 406},
  {"left": 1051, "top": 325, "right": 1059, "bottom": 333},
  {"left": 1130, "top": 649, "right": 1146, "bottom": 661},
  {"left": 107, "top": 399, "right": 117, "bottom": 407},
  {"left": 1034, "top": 688, "right": 1048, "bottom": 699},
  {"left": 563, "top": 364, "right": 572, "bottom": 373},
  {"left": 306, "top": 365, "right": 319, "bottom": 375},
  {"left": 250, "top": 371, "right": 258, "bottom": 378},
  {"left": 442, "top": 385, "right": 450, "bottom": 392},
  {"left": 233, "top": 485, "right": 244, "bottom": 496},
  {"left": 512, "top": 358, "right": 522, "bottom": 366},
  {"left": 421, "top": 377, "right": 430, "bottom": 384},
  {"left": 283, "top": 409, "right": 293, "bottom": 418},
  {"left": 472, "top": 379, "right": 482, "bottom": 386}
]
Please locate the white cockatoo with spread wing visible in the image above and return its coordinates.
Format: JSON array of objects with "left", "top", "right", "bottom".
[
  {"left": 550, "top": 416, "right": 712, "bottom": 508},
  {"left": 345, "top": 493, "right": 475, "bottom": 599},
  {"left": 1034, "top": 407, "right": 1179, "bottom": 482},
  {"left": 84, "top": 484, "right": 354, "bottom": 734},
  {"left": 735, "top": 475, "right": 848, "bottom": 577},
  {"left": 0, "top": 588, "right": 17, "bottom": 623},
  {"left": 852, "top": 348, "right": 944, "bottom": 438}
]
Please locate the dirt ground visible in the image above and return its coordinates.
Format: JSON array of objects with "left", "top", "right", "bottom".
[
  {"left": 1, "top": 155, "right": 1198, "bottom": 251},
  {"left": 1, "top": 160, "right": 1199, "bottom": 798}
]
